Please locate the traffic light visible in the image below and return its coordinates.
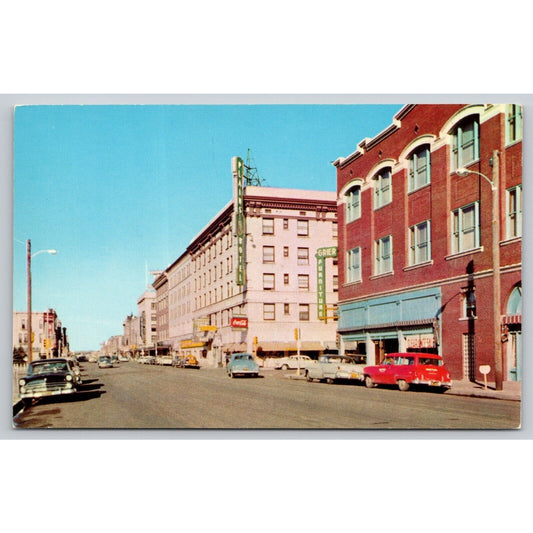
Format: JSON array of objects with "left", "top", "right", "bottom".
[
  {"left": 294, "top": 328, "right": 300, "bottom": 340},
  {"left": 253, "top": 336, "right": 258, "bottom": 345}
]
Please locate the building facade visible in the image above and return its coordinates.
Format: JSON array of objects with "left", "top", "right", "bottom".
[
  {"left": 13, "top": 308, "right": 68, "bottom": 360},
  {"left": 334, "top": 104, "right": 522, "bottom": 383},
  {"left": 153, "top": 162, "right": 339, "bottom": 367}
]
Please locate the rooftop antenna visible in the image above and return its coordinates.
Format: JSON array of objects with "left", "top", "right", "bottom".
[{"left": 244, "top": 148, "right": 265, "bottom": 186}]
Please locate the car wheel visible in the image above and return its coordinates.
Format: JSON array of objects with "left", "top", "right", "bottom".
[
  {"left": 326, "top": 377, "right": 335, "bottom": 384},
  {"left": 365, "top": 376, "right": 374, "bottom": 388},
  {"left": 397, "top": 379, "right": 410, "bottom": 392},
  {"left": 306, "top": 371, "right": 313, "bottom": 382},
  {"left": 281, "top": 364, "right": 288, "bottom": 370}
]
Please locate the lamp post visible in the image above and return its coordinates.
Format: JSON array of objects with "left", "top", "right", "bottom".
[
  {"left": 456, "top": 149, "right": 502, "bottom": 390},
  {"left": 27, "top": 239, "right": 57, "bottom": 363}
]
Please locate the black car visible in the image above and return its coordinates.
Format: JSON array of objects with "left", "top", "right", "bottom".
[{"left": 19, "top": 358, "right": 79, "bottom": 401}]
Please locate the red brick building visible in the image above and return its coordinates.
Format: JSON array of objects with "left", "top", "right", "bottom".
[{"left": 334, "top": 104, "right": 522, "bottom": 383}]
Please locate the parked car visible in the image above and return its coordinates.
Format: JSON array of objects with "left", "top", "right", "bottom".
[
  {"left": 306, "top": 354, "right": 365, "bottom": 384},
  {"left": 67, "top": 357, "right": 83, "bottom": 385},
  {"left": 98, "top": 355, "right": 113, "bottom": 368},
  {"left": 172, "top": 354, "right": 200, "bottom": 369},
  {"left": 110, "top": 355, "right": 119, "bottom": 366},
  {"left": 274, "top": 355, "right": 315, "bottom": 371},
  {"left": 363, "top": 352, "right": 452, "bottom": 392},
  {"left": 118, "top": 355, "right": 130, "bottom": 362},
  {"left": 138, "top": 355, "right": 155, "bottom": 364},
  {"left": 156, "top": 355, "right": 173, "bottom": 366},
  {"left": 227, "top": 353, "right": 260, "bottom": 378},
  {"left": 19, "top": 358, "right": 79, "bottom": 401}
]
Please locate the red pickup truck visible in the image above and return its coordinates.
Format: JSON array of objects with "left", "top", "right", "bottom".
[{"left": 364, "top": 352, "right": 452, "bottom": 392}]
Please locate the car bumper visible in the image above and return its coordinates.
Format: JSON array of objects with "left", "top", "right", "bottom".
[
  {"left": 20, "top": 386, "right": 76, "bottom": 399},
  {"left": 412, "top": 379, "right": 452, "bottom": 389}
]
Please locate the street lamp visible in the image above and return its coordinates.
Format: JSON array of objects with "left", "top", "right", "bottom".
[
  {"left": 456, "top": 149, "right": 502, "bottom": 390},
  {"left": 27, "top": 239, "right": 57, "bottom": 363}
]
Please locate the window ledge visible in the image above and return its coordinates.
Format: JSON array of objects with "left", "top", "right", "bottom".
[
  {"left": 501, "top": 236, "right": 521, "bottom": 247},
  {"left": 343, "top": 280, "right": 362, "bottom": 287},
  {"left": 403, "top": 260, "right": 433, "bottom": 272},
  {"left": 459, "top": 317, "right": 477, "bottom": 322},
  {"left": 407, "top": 182, "right": 431, "bottom": 195},
  {"left": 370, "top": 271, "right": 394, "bottom": 281},
  {"left": 445, "top": 247, "right": 484, "bottom": 261}
]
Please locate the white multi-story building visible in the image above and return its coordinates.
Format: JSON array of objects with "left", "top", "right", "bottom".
[{"left": 155, "top": 160, "right": 339, "bottom": 367}]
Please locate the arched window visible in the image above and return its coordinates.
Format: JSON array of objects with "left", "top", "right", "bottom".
[
  {"left": 506, "top": 285, "right": 522, "bottom": 315},
  {"left": 408, "top": 144, "right": 431, "bottom": 191},
  {"left": 451, "top": 116, "right": 479, "bottom": 170},
  {"left": 345, "top": 185, "right": 361, "bottom": 222},
  {"left": 373, "top": 167, "right": 392, "bottom": 209}
]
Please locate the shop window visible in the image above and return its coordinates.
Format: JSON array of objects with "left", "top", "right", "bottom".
[
  {"left": 451, "top": 116, "right": 479, "bottom": 170},
  {"left": 409, "top": 220, "right": 431, "bottom": 265},
  {"left": 451, "top": 202, "right": 480, "bottom": 253},
  {"left": 408, "top": 145, "right": 431, "bottom": 191}
]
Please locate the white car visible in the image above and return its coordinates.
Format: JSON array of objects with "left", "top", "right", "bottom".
[
  {"left": 275, "top": 355, "right": 314, "bottom": 371},
  {"left": 306, "top": 355, "right": 365, "bottom": 384}
]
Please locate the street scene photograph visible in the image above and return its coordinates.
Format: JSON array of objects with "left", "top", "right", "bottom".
[{"left": 12, "top": 101, "right": 522, "bottom": 430}]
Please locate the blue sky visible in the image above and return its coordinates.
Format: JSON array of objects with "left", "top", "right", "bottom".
[{"left": 13, "top": 104, "right": 403, "bottom": 350}]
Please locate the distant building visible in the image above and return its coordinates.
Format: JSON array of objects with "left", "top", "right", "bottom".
[
  {"left": 152, "top": 159, "right": 339, "bottom": 367},
  {"left": 334, "top": 104, "right": 522, "bottom": 382},
  {"left": 12, "top": 308, "right": 68, "bottom": 359},
  {"left": 137, "top": 289, "right": 157, "bottom": 353}
]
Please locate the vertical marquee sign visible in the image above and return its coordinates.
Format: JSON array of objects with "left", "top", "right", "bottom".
[
  {"left": 316, "top": 246, "right": 338, "bottom": 320},
  {"left": 232, "top": 156, "right": 245, "bottom": 285}
]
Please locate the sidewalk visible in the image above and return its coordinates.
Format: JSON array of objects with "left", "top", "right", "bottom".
[
  {"left": 445, "top": 379, "right": 521, "bottom": 401},
  {"left": 286, "top": 372, "right": 521, "bottom": 401}
]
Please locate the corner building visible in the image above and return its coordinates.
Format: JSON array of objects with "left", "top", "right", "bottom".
[
  {"left": 334, "top": 104, "right": 522, "bottom": 383},
  {"left": 154, "top": 171, "right": 339, "bottom": 367}
]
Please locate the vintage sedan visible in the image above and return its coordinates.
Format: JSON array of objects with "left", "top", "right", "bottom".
[
  {"left": 19, "top": 358, "right": 79, "bottom": 401},
  {"left": 98, "top": 355, "right": 113, "bottom": 368},
  {"left": 227, "top": 353, "right": 260, "bottom": 378},
  {"left": 274, "top": 355, "right": 314, "bottom": 371},
  {"left": 172, "top": 354, "right": 200, "bottom": 369},
  {"left": 306, "top": 354, "right": 365, "bottom": 384},
  {"left": 363, "top": 352, "right": 452, "bottom": 392}
]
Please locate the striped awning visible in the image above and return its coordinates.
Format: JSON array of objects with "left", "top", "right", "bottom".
[{"left": 502, "top": 314, "right": 521, "bottom": 325}]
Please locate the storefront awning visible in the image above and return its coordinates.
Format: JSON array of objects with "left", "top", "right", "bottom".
[{"left": 502, "top": 314, "right": 521, "bottom": 325}]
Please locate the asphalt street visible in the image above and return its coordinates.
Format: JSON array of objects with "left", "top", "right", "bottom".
[{"left": 13, "top": 361, "right": 521, "bottom": 429}]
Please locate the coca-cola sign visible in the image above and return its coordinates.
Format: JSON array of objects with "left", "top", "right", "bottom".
[{"left": 231, "top": 317, "right": 248, "bottom": 329}]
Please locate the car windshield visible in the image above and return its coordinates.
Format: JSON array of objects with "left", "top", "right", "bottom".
[
  {"left": 234, "top": 355, "right": 253, "bottom": 361},
  {"left": 394, "top": 356, "right": 415, "bottom": 365},
  {"left": 418, "top": 357, "right": 443, "bottom": 366},
  {"left": 29, "top": 361, "right": 67, "bottom": 375}
]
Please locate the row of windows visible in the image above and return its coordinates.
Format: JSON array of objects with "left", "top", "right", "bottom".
[
  {"left": 345, "top": 108, "right": 522, "bottom": 222},
  {"left": 263, "top": 272, "right": 338, "bottom": 291},
  {"left": 192, "top": 229, "right": 234, "bottom": 272},
  {"left": 263, "top": 217, "right": 338, "bottom": 237},
  {"left": 346, "top": 186, "right": 522, "bottom": 282},
  {"left": 263, "top": 246, "right": 312, "bottom": 264},
  {"left": 263, "top": 303, "right": 310, "bottom": 321}
]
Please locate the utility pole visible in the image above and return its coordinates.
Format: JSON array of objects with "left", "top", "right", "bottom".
[
  {"left": 27, "top": 239, "right": 32, "bottom": 363},
  {"left": 492, "top": 150, "right": 503, "bottom": 390}
]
